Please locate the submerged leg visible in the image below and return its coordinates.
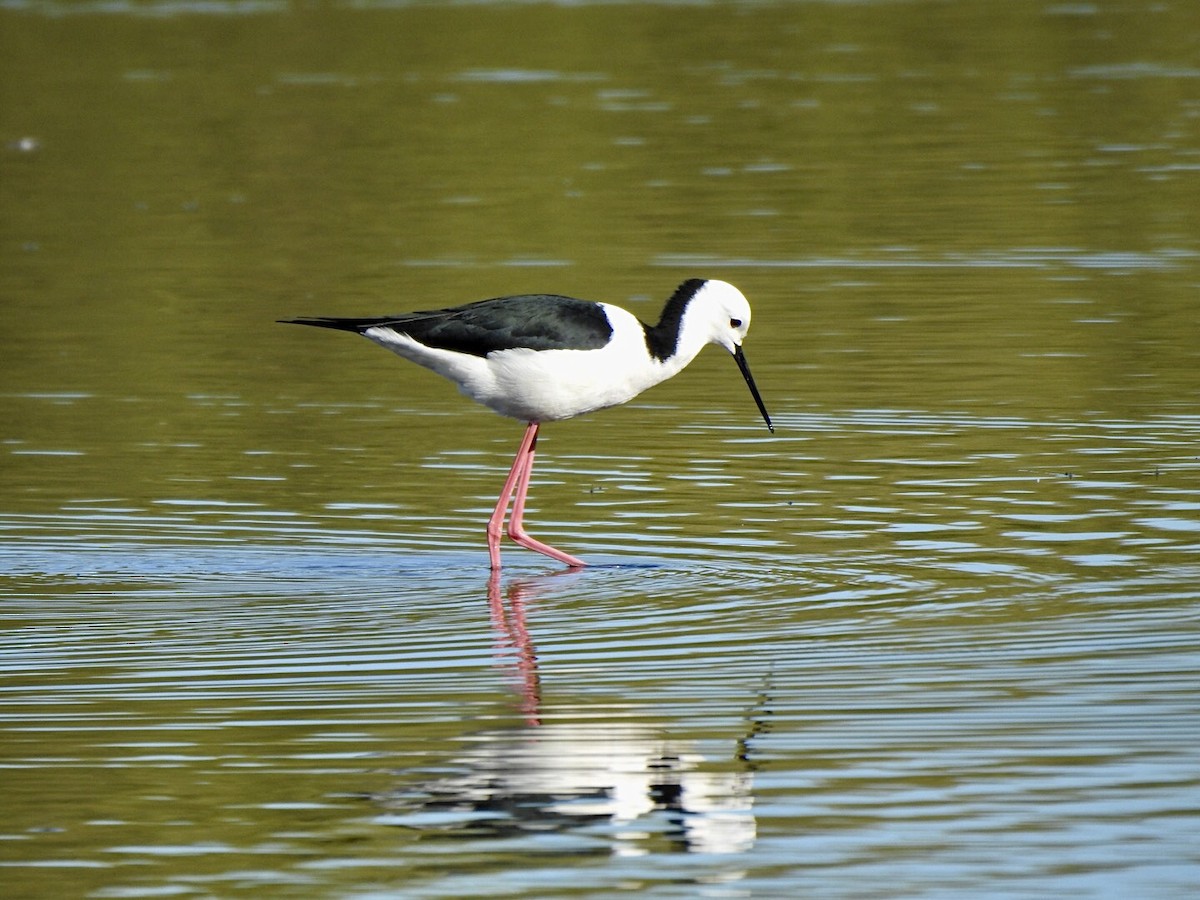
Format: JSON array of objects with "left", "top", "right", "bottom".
[{"left": 487, "top": 422, "right": 586, "bottom": 569}]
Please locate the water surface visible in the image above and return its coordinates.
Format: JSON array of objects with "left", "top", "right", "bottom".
[{"left": 2, "top": 1, "right": 1199, "bottom": 897}]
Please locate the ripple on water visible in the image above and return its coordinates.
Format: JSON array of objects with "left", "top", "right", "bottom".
[{"left": 1, "top": 411, "right": 1198, "bottom": 896}]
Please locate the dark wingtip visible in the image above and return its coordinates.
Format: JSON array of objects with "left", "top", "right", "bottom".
[{"left": 276, "top": 317, "right": 367, "bottom": 332}]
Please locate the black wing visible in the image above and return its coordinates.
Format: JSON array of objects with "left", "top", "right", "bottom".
[{"left": 280, "top": 294, "right": 614, "bottom": 358}]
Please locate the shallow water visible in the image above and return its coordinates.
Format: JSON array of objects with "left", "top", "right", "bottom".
[
  {"left": 3, "top": 1, "right": 1200, "bottom": 897},
  {"left": 3, "top": 407, "right": 1197, "bottom": 897}
]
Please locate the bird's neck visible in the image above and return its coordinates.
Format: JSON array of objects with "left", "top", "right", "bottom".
[{"left": 642, "top": 289, "right": 702, "bottom": 364}]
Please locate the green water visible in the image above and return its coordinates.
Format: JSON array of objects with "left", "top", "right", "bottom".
[{"left": 2, "top": 1, "right": 1198, "bottom": 897}]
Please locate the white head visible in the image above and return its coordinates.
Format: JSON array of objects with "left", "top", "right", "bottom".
[
  {"left": 687, "top": 279, "right": 753, "bottom": 355},
  {"left": 676, "top": 279, "right": 772, "bottom": 432}
]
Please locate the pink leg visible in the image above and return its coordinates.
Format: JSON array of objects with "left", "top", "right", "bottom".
[
  {"left": 487, "top": 424, "right": 538, "bottom": 569},
  {"left": 487, "top": 423, "right": 586, "bottom": 569},
  {"left": 508, "top": 427, "right": 586, "bottom": 568}
]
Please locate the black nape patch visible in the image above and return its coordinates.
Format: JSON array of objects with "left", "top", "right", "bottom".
[{"left": 643, "top": 278, "right": 707, "bottom": 362}]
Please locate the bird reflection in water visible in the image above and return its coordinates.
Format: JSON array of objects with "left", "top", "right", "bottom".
[{"left": 374, "top": 574, "right": 770, "bottom": 855}]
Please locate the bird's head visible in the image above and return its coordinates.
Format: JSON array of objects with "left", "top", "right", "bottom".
[
  {"left": 683, "top": 279, "right": 772, "bottom": 433},
  {"left": 691, "top": 279, "right": 753, "bottom": 354}
]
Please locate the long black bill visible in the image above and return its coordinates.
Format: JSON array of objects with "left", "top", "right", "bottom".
[{"left": 733, "top": 346, "right": 774, "bottom": 433}]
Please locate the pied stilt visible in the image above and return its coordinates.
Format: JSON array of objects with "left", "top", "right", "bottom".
[{"left": 281, "top": 277, "right": 772, "bottom": 569}]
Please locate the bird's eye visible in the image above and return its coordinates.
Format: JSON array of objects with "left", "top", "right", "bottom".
[{"left": 730, "top": 318, "right": 743, "bottom": 328}]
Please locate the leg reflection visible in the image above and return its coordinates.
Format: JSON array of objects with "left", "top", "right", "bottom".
[{"left": 487, "top": 570, "right": 542, "bottom": 725}]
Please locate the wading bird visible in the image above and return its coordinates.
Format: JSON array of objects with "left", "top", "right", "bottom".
[{"left": 281, "top": 278, "right": 772, "bottom": 568}]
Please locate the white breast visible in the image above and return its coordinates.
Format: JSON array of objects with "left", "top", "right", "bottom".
[{"left": 473, "top": 305, "right": 677, "bottom": 421}]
